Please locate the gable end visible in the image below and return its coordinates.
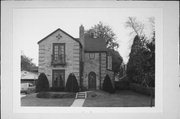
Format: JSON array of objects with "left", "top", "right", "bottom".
[{"left": 37, "top": 28, "right": 82, "bottom": 48}]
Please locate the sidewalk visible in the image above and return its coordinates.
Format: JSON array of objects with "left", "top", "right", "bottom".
[
  {"left": 70, "top": 99, "right": 85, "bottom": 107},
  {"left": 70, "top": 92, "right": 87, "bottom": 107}
]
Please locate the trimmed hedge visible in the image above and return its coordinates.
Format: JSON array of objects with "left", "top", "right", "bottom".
[
  {"left": 36, "top": 92, "right": 76, "bottom": 99},
  {"left": 65, "top": 73, "right": 79, "bottom": 92},
  {"left": 129, "top": 83, "right": 155, "bottom": 97},
  {"left": 50, "top": 87, "right": 65, "bottom": 92},
  {"left": 103, "top": 75, "right": 115, "bottom": 93},
  {"left": 36, "top": 73, "right": 49, "bottom": 92},
  {"left": 115, "top": 80, "right": 129, "bottom": 90}
]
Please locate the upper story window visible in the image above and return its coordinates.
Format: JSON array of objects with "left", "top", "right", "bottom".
[
  {"left": 52, "top": 43, "right": 65, "bottom": 65},
  {"left": 107, "top": 55, "right": 112, "bottom": 70}
]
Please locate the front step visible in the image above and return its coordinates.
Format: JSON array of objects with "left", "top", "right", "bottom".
[{"left": 75, "top": 92, "right": 87, "bottom": 99}]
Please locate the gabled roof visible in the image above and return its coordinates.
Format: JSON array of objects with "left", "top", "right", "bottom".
[
  {"left": 84, "top": 35, "right": 107, "bottom": 52},
  {"left": 37, "top": 28, "right": 82, "bottom": 48}
]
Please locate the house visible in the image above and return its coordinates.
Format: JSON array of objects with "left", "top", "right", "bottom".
[
  {"left": 37, "top": 25, "right": 113, "bottom": 90},
  {"left": 21, "top": 70, "right": 38, "bottom": 85}
]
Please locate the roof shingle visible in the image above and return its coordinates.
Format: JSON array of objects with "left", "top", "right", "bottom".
[{"left": 84, "top": 35, "right": 107, "bottom": 52}]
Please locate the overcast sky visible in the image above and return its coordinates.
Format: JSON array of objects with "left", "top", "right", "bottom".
[{"left": 13, "top": 8, "right": 156, "bottom": 65}]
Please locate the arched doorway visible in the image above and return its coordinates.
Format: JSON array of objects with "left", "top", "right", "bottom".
[{"left": 88, "top": 71, "right": 96, "bottom": 90}]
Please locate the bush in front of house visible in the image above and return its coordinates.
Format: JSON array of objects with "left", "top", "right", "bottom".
[
  {"left": 129, "top": 83, "right": 155, "bottom": 97},
  {"left": 35, "top": 73, "right": 49, "bottom": 92},
  {"left": 49, "top": 87, "right": 65, "bottom": 92},
  {"left": 115, "top": 77, "right": 130, "bottom": 90},
  {"left": 103, "top": 75, "right": 115, "bottom": 93},
  {"left": 36, "top": 92, "right": 76, "bottom": 98},
  {"left": 65, "top": 73, "right": 79, "bottom": 92}
]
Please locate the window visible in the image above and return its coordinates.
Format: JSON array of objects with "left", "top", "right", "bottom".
[
  {"left": 89, "top": 53, "right": 95, "bottom": 59},
  {"left": 52, "top": 43, "right": 65, "bottom": 65},
  {"left": 52, "top": 70, "right": 65, "bottom": 88},
  {"left": 107, "top": 55, "right": 112, "bottom": 70}
]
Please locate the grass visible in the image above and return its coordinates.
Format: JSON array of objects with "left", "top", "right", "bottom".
[
  {"left": 36, "top": 92, "right": 76, "bottom": 98},
  {"left": 21, "top": 93, "right": 75, "bottom": 107},
  {"left": 83, "top": 90, "right": 155, "bottom": 107}
]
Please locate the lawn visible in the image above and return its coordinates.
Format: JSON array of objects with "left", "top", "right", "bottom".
[
  {"left": 83, "top": 90, "right": 155, "bottom": 107},
  {"left": 21, "top": 93, "right": 75, "bottom": 107}
]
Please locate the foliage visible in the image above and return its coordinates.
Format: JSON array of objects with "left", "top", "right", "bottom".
[
  {"left": 103, "top": 75, "right": 115, "bottom": 93},
  {"left": 36, "top": 92, "right": 76, "bottom": 99},
  {"left": 36, "top": 73, "right": 49, "bottom": 92},
  {"left": 21, "top": 53, "right": 37, "bottom": 71},
  {"left": 125, "top": 17, "right": 145, "bottom": 39},
  {"left": 126, "top": 17, "right": 155, "bottom": 88},
  {"left": 114, "top": 76, "right": 129, "bottom": 90},
  {"left": 129, "top": 83, "right": 155, "bottom": 97},
  {"left": 127, "top": 35, "right": 155, "bottom": 87},
  {"left": 85, "top": 21, "right": 119, "bottom": 50},
  {"left": 65, "top": 73, "right": 79, "bottom": 92}
]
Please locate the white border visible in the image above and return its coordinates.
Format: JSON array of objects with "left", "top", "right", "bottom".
[{"left": 2, "top": 1, "right": 179, "bottom": 119}]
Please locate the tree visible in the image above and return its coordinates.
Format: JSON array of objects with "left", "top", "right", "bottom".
[
  {"left": 103, "top": 75, "right": 115, "bottom": 93},
  {"left": 21, "top": 53, "right": 36, "bottom": 71},
  {"left": 86, "top": 22, "right": 123, "bottom": 73},
  {"left": 36, "top": 73, "right": 49, "bottom": 92},
  {"left": 126, "top": 17, "right": 155, "bottom": 88},
  {"left": 125, "top": 17, "right": 145, "bottom": 39},
  {"left": 85, "top": 21, "right": 119, "bottom": 50},
  {"left": 65, "top": 73, "right": 79, "bottom": 92}
]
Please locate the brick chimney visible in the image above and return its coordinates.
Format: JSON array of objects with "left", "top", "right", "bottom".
[{"left": 79, "top": 25, "right": 85, "bottom": 48}]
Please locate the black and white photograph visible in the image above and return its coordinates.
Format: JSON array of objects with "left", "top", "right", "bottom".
[
  {"left": 1, "top": 1, "right": 179, "bottom": 119},
  {"left": 16, "top": 8, "right": 156, "bottom": 107}
]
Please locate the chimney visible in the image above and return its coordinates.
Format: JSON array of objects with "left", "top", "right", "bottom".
[{"left": 79, "top": 25, "right": 84, "bottom": 48}]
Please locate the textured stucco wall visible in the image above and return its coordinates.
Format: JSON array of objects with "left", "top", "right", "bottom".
[{"left": 38, "top": 30, "right": 80, "bottom": 87}]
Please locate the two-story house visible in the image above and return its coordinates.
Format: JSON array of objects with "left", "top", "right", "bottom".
[{"left": 38, "top": 25, "right": 113, "bottom": 90}]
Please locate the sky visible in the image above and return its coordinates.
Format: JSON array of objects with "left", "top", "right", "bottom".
[{"left": 13, "top": 8, "right": 156, "bottom": 65}]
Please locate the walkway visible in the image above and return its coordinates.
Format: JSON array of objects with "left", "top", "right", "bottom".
[{"left": 71, "top": 92, "right": 87, "bottom": 107}]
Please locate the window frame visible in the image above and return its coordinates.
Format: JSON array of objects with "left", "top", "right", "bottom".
[
  {"left": 52, "top": 69, "right": 65, "bottom": 88},
  {"left": 89, "top": 53, "right": 95, "bottom": 59},
  {"left": 52, "top": 43, "right": 66, "bottom": 65},
  {"left": 107, "top": 55, "right": 112, "bottom": 70}
]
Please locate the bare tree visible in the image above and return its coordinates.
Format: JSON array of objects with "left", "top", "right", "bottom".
[{"left": 125, "top": 17, "right": 145, "bottom": 39}]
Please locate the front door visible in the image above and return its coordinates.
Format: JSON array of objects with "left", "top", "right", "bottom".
[
  {"left": 52, "top": 70, "right": 65, "bottom": 88},
  {"left": 88, "top": 71, "right": 96, "bottom": 90}
]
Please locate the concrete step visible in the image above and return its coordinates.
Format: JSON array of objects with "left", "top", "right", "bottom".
[
  {"left": 75, "top": 92, "right": 87, "bottom": 99},
  {"left": 77, "top": 95, "right": 85, "bottom": 97}
]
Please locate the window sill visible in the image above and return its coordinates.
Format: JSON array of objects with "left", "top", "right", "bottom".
[{"left": 51, "top": 62, "right": 66, "bottom": 66}]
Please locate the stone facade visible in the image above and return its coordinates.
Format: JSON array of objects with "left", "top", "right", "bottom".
[
  {"left": 38, "top": 29, "right": 80, "bottom": 87},
  {"left": 83, "top": 52, "right": 107, "bottom": 89},
  {"left": 38, "top": 26, "right": 114, "bottom": 90}
]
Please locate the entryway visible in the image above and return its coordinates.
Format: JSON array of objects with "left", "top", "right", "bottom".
[
  {"left": 88, "top": 71, "right": 96, "bottom": 90},
  {"left": 52, "top": 70, "right": 65, "bottom": 88}
]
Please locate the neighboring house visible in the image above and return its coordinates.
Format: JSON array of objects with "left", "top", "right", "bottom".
[
  {"left": 37, "top": 25, "right": 113, "bottom": 90},
  {"left": 21, "top": 70, "right": 38, "bottom": 85}
]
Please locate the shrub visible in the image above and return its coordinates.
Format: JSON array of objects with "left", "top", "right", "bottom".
[
  {"left": 65, "top": 73, "right": 79, "bottom": 92},
  {"left": 36, "top": 92, "right": 76, "bottom": 98},
  {"left": 115, "top": 80, "right": 129, "bottom": 90},
  {"left": 49, "top": 87, "right": 65, "bottom": 92},
  {"left": 129, "top": 83, "right": 155, "bottom": 97},
  {"left": 103, "top": 75, "right": 115, "bottom": 93},
  {"left": 35, "top": 73, "right": 49, "bottom": 92}
]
